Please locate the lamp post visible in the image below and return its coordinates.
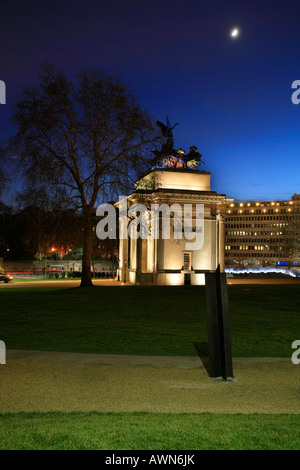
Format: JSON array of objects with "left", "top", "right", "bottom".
[{"left": 44, "top": 253, "right": 47, "bottom": 279}]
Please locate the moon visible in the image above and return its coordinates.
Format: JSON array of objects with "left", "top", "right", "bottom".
[{"left": 230, "top": 28, "right": 240, "bottom": 38}]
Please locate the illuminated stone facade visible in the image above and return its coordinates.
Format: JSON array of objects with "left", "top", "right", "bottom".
[{"left": 117, "top": 168, "right": 229, "bottom": 286}]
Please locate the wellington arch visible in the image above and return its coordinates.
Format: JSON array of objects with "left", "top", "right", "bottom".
[{"left": 116, "top": 149, "right": 232, "bottom": 286}]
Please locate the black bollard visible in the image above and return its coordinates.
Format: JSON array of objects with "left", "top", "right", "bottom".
[{"left": 205, "top": 265, "right": 233, "bottom": 380}]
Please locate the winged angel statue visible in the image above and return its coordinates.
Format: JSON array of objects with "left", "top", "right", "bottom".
[{"left": 152, "top": 117, "right": 205, "bottom": 170}]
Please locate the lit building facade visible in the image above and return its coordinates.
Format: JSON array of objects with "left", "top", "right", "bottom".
[
  {"left": 117, "top": 168, "right": 230, "bottom": 285},
  {"left": 225, "top": 194, "right": 300, "bottom": 268}
]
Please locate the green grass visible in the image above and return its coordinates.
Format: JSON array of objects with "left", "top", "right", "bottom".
[
  {"left": 0, "top": 412, "right": 299, "bottom": 450},
  {"left": 1, "top": 284, "right": 299, "bottom": 451},
  {"left": 0, "top": 284, "right": 299, "bottom": 357}
]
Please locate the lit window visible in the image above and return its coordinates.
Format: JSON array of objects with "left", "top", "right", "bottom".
[{"left": 183, "top": 252, "right": 191, "bottom": 271}]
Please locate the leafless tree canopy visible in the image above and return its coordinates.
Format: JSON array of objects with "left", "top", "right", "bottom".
[
  {"left": 11, "top": 63, "right": 160, "bottom": 286},
  {"left": 0, "top": 145, "right": 9, "bottom": 197}
]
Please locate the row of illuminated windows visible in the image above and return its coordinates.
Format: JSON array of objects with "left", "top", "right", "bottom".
[
  {"left": 226, "top": 223, "right": 287, "bottom": 229},
  {"left": 226, "top": 230, "right": 283, "bottom": 236},
  {"left": 226, "top": 209, "right": 294, "bottom": 215},
  {"left": 226, "top": 216, "right": 295, "bottom": 224},
  {"left": 228, "top": 223, "right": 290, "bottom": 229},
  {"left": 225, "top": 245, "right": 281, "bottom": 251},
  {"left": 225, "top": 252, "right": 278, "bottom": 258},
  {"left": 228, "top": 201, "right": 294, "bottom": 208},
  {"left": 226, "top": 239, "right": 283, "bottom": 243}
]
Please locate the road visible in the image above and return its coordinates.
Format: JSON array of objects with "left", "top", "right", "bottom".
[
  {"left": 227, "top": 277, "right": 300, "bottom": 285},
  {"left": 1, "top": 277, "right": 300, "bottom": 288},
  {"left": 0, "top": 279, "right": 123, "bottom": 288}
]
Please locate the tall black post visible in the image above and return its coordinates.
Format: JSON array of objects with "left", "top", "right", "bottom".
[{"left": 205, "top": 265, "right": 233, "bottom": 380}]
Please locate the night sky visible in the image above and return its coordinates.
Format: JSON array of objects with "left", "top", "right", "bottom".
[{"left": 1, "top": 0, "right": 300, "bottom": 202}]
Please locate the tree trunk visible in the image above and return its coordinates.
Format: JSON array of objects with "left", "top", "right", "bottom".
[{"left": 80, "top": 209, "right": 94, "bottom": 287}]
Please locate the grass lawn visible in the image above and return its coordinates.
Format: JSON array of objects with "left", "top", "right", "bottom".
[
  {"left": 0, "top": 284, "right": 299, "bottom": 357},
  {"left": 0, "top": 283, "right": 299, "bottom": 451},
  {"left": 0, "top": 412, "right": 299, "bottom": 450}
]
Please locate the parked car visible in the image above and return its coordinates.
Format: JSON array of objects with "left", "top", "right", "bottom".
[{"left": 0, "top": 267, "right": 13, "bottom": 283}]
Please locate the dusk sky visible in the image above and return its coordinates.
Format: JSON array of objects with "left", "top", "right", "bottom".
[{"left": 1, "top": 0, "right": 300, "bottom": 202}]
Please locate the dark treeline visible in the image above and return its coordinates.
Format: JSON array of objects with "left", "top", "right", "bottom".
[{"left": 0, "top": 201, "right": 118, "bottom": 262}]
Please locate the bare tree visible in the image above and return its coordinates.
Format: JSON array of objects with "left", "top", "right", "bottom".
[
  {"left": 0, "top": 145, "right": 10, "bottom": 198},
  {"left": 10, "top": 63, "right": 159, "bottom": 286}
]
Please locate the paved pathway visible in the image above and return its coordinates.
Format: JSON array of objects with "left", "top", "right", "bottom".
[{"left": 1, "top": 350, "right": 299, "bottom": 414}]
